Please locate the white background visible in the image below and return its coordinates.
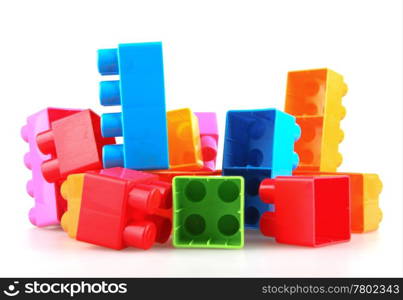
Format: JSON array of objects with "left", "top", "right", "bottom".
[{"left": 0, "top": 0, "right": 401, "bottom": 277}]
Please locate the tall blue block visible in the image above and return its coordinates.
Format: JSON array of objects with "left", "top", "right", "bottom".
[
  {"left": 223, "top": 108, "right": 300, "bottom": 228},
  {"left": 98, "top": 42, "right": 169, "bottom": 170}
]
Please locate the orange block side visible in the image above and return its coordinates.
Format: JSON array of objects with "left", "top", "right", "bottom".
[
  {"left": 167, "top": 108, "right": 203, "bottom": 170},
  {"left": 60, "top": 174, "right": 85, "bottom": 238}
]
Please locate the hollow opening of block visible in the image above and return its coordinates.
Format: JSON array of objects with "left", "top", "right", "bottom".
[
  {"left": 314, "top": 177, "right": 350, "bottom": 245},
  {"left": 224, "top": 111, "right": 277, "bottom": 169},
  {"left": 285, "top": 69, "right": 327, "bottom": 117}
]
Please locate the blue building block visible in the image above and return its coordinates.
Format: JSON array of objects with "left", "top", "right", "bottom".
[
  {"left": 223, "top": 109, "right": 300, "bottom": 177},
  {"left": 222, "top": 108, "right": 300, "bottom": 229},
  {"left": 98, "top": 42, "right": 169, "bottom": 170},
  {"left": 223, "top": 169, "right": 274, "bottom": 229}
]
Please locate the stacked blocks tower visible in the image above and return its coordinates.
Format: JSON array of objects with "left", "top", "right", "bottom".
[
  {"left": 98, "top": 42, "right": 169, "bottom": 170},
  {"left": 21, "top": 108, "right": 81, "bottom": 226},
  {"left": 222, "top": 108, "right": 300, "bottom": 228},
  {"left": 167, "top": 108, "right": 203, "bottom": 170},
  {"left": 61, "top": 167, "right": 172, "bottom": 250},
  {"left": 173, "top": 176, "right": 244, "bottom": 249},
  {"left": 259, "top": 175, "right": 351, "bottom": 247},
  {"left": 294, "top": 171, "right": 383, "bottom": 233},
  {"left": 36, "top": 109, "right": 115, "bottom": 183},
  {"left": 195, "top": 112, "right": 219, "bottom": 171},
  {"left": 285, "top": 68, "right": 348, "bottom": 172}
]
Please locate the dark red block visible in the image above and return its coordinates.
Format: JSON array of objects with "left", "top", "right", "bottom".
[
  {"left": 259, "top": 175, "right": 351, "bottom": 247},
  {"left": 37, "top": 109, "right": 115, "bottom": 183},
  {"left": 77, "top": 167, "right": 172, "bottom": 250}
]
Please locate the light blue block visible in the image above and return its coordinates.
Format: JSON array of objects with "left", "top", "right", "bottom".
[{"left": 98, "top": 42, "right": 169, "bottom": 170}]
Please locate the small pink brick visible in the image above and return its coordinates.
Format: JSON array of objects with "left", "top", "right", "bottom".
[
  {"left": 195, "top": 112, "right": 219, "bottom": 171},
  {"left": 22, "top": 108, "right": 81, "bottom": 227}
]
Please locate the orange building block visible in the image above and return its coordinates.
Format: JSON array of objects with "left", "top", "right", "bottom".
[
  {"left": 285, "top": 68, "right": 347, "bottom": 172},
  {"left": 167, "top": 108, "right": 203, "bottom": 170},
  {"left": 294, "top": 171, "right": 383, "bottom": 233}
]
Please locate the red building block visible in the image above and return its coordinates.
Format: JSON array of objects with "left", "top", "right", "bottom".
[
  {"left": 74, "top": 168, "right": 172, "bottom": 250},
  {"left": 37, "top": 109, "right": 115, "bottom": 183},
  {"left": 259, "top": 176, "right": 350, "bottom": 247}
]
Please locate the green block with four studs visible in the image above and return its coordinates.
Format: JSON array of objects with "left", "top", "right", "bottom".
[{"left": 173, "top": 176, "right": 244, "bottom": 249}]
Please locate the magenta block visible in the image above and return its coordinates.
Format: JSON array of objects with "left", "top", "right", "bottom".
[
  {"left": 195, "top": 112, "right": 219, "bottom": 171},
  {"left": 21, "top": 108, "right": 80, "bottom": 227}
]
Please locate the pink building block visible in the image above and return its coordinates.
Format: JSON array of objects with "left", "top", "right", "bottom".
[
  {"left": 195, "top": 112, "right": 219, "bottom": 171},
  {"left": 21, "top": 108, "right": 80, "bottom": 227}
]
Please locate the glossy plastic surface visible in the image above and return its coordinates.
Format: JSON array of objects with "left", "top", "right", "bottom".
[
  {"left": 37, "top": 109, "right": 115, "bottom": 183},
  {"left": 294, "top": 171, "right": 382, "bottom": 233},
  {"left": 61, "top": 167, "right": 172, "bottom": 250},
  {"left": 98, "top": 42, "right": 169, "bottom": 170},
  {"left": 21, "top": 108, "right": 81, "bottom": 226},
  {"left": 173, "top": 176, "right": 244, "bottom": 249},
  {"left": 223, "top": 109, "right": 300, "bottom": 177},
  {"left": 167, "top": 108, "right": 203, "bottom": 170},
  {"left": 285, "top": 68, "right": 347, "bottom": 172},
  {"left": 259, "top": 176, "right": 351, "bottom": 247},
  {"left": 195, "top": 112, "right": 219, "bottom": 170}
]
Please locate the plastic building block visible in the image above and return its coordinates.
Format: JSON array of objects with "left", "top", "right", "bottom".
[
  {"left": 173, "top": 176, "right": 244, "bottom": 249},
  {"left": 98, "top": 42, "right": 169, "bottom": 170},
  {"left": 222, "top": 109, "right": 300, "bottom": 177},
  {"left": 167, "top": 108, "right": 203, "bottom": 170},
  {"left": 61, "top": 168, "right": 172, "bottom": 250},
  {"left": 21, "top": 108, "right": 81, "bottom": 226},
  {"left": 224, "top": 169, "right": 273, "bottom": 229},
  {"left": 285, "top": 68, "right": 348, "bottom": 172},
  {"left": 148, "top": 169, "right": 222, "bottom": 183},
  {"left": 195, "top": 112, "right": 219, "bottom": 170},
  {"left": 36, "top": 109, "right": 115, "bottom": 183},
  {"left": 294, "top": 171, "right": 383, "bottom": 233},
  {"left": 259, "top": 176, "right": 351, "bottom": 247}
]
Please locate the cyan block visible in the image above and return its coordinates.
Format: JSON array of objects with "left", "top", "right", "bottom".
[
  {"left": 222, "top": 109, "right": 300, "bottom": 178},
  {"left": 98, "top": 42, "right": 169, "bottom": 170},
  {"left": 223, "top": 169, "right": 274, "bottom": 229}
]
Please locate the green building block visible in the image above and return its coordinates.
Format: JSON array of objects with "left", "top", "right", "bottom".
[{"left": 173, "top": 176, "right": 244, "bottom": 249}]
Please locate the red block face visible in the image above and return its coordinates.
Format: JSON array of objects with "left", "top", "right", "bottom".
[
  {"left": 76, "top": 168, "right": 172, "bottom": 250},
  {"left": 259, "top": 176, "right": 350, "bottom": 247},
  {"left": 36, "top": 110, "right": 115, "bottom": 183}
]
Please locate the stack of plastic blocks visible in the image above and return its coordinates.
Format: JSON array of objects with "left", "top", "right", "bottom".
[{"left": 21, "top": 42, "right": 382, "bottom": 251}]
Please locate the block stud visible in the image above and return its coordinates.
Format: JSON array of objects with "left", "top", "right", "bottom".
[
  {"left": 101, "top": 113, "right": 123, "bottom": 138},
  {"left": 41, "top": 158, "right": 61, "bottom": 183},
  {"left": 128, "top": 185, "right": 161, "bottom": 212},
  {"left": 99, "top": 80, "right": 121, "bottom": 106},
  {"left": 102, "top": 144, "right": 124, "bottom": 168},
  {"left": 259, "top": 178, "right": 276, "bottom": 203},
  {"left": 201, "top": 136, "right": 217, "bottom": 161},
  {"left": 123, "top": 221, "right": 157, "bottom": 250},
  {"left": 97, "top": 48, "right": 119, "bottom": 75},
  {"left": 36, "top": 130, "right": 56, "bottom": 155}
]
